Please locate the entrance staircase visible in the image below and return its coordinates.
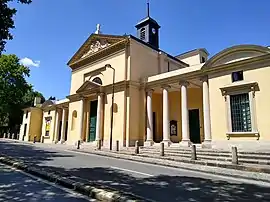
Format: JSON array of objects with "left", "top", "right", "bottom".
[{"left": 124, "top": 146, "right": 270, "bottom": 166}]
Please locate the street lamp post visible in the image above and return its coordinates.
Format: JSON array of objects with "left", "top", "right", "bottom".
[{"left": 105, "top": 64, "right": 115, "bottom": 151}]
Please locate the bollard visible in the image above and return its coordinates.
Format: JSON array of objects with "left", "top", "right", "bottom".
[
  {"left": 3, "top": 133, "right": 6, "bottom": 138},
  {"left": 41, "top": 136, "right": 44, "bottom": 143},
  {"left": 33, "top": 136, "right": 37, "bottom": 143},
  {"left": 97, "top": 140, "right": 101, "bottom": 150},
  {"left": 191, "top": 145, "right": 197, "bottom": 160},
  {"left": 116, "top": 140, "right": 119, "bottom": 152},
  {"left": 135, "top": 140, "right": 139, "bottom": 154},
  {"left": 77, "top": 140, "right": 81, "bottom": 149},
  {"left": 12, "top": 133, "right": 15, "bottom": 139},
  {"left": 8, "top": 133, "right": 11, "bottom": 139},
  {"left": 160, "top": 142, "right": 165, "bottom": 156},
  {"left": 232, "top": 146, "right": 238, "bottom": 164}
]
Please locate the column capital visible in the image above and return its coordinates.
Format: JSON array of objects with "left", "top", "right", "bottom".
[
  {"left": 79, "top": 95, "right": 86, "bottom": 101},
  {"left": 200, "top": 75, "right": 208, "bottom": 82},
  {"left": 161, "top": 84, "right": 171, "bottom": 90},
  {"left": 97, "top": 92, "right": 105, "bottom": 96},
  {"left": 179, "top": 80, "right": 190, "bottom": 87},
  {"left": 146, "top": 89, "right": 154, "bottom": 95}
]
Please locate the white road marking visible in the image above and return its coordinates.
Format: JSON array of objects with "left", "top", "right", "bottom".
[
  {"left": 110, "top": 166, "right": 154, "bottom": 177},
  {"left": 63, "top": 149, "right": 270, "bottom": 187}
]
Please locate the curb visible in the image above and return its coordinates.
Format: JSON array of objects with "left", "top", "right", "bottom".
[
  {"left": 0, "top": 154, "right": 146, "bottom": 202},
  {"left": 71, "top": 149, "right": 270, "bottom": 184}
]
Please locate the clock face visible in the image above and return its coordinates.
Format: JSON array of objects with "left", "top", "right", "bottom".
[{"left": 152, "top": 28, "right": 156, "bottom": 34}]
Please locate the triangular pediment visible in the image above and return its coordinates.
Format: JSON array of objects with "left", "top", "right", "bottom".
[
  {"left": 76, "top": 80, "right": 101, "bottom": 94},
  {"left": 68, "top": 34, "right": 127, "bottom": 66}
]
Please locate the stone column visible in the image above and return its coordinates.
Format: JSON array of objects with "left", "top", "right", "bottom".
[
  {"left": 60, "top": 108, "right": 67, "bottom": 143},
  {"left": 95, "top": 93, "right": 104, "bottom": 142},
  {"left": 145, "top": 89, "right": 154, "bottom": 146},
  {"left": 180, "top": 81, "right": 191, "bottom": 147},
  {"left": 78, "top": 99, "right": 84, "bottom": 142},
  {"left": 201, "top": 76, "right": 212, "bottom": 148},
  {"left": 54, "top": 109, "right": 60, "bottom": 143},
  {"left": 162, "top": 86, "right": 171, "bottom": 146}
]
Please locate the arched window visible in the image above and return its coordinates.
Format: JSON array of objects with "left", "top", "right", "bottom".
[
  {"left": 71, "top": 110, "right": 77, "bottom": 130},
  {"left": 140, "top": 28, "right": 146, "bottom": 40},
  {"left": 92, "top": 77, "right": 102, "bottom": 85}
]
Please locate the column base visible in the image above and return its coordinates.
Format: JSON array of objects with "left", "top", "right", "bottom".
[
  {"left": 95, "top": 139, "right": 102, "bottom": 147},
  {"left": 202, "top": 140, "right": 212, "bottom": 148},
  {"left": 144, "top": 140, "right": 154, "bottom": 147},
  {"left": 161, "top": 140, "right": 172, "bottom": 147},
  {"left": 179, "top": 140, "right": 192, "bottom": 147},
  {"left": 60, "top": 140, "right": 66, "bottom": 144}
]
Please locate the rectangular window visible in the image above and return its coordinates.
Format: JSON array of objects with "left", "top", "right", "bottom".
[
  {"left": 167, "top": 62, "right": 170, "bottom": 72},
  {"left": 230, "top": 93, "right": 252, "bottom": 132},
  {"left": 232, "top": 71, "right": 244, "bottom": 82},
  {"left": 25, "top": 111, "right": 28, "bottom": 119}
]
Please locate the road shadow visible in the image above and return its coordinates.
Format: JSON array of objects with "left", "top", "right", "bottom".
[
  {"left": 1, "top": 140, "right": 270, "bottom": 201},
  {"left": 0, "top": 140, "right": 73, "bottom": 165},
  {"left": 39, "top": 165, "right": 270, "bottom": 201},
  {"left": 0, "top": 165, "right": 90, "bottom": 202}
]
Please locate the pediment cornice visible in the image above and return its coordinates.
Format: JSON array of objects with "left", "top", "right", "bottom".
[{"left": 67, "top": 34, "right": 129, "bottom": 70}]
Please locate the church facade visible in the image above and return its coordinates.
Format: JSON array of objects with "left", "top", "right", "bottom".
[{"left": 19, "top": 13, "right": 270, "bottom": 150}]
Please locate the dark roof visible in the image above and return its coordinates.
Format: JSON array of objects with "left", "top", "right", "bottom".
[
  {"left": 41, "top": 100, "right": 54, "bottom": 108},
  {"left": 129, "top": 35, "right": 189, "bottom": 67},
  {"left": 135, "top": 17, "right": 160, "bottom": 28}
]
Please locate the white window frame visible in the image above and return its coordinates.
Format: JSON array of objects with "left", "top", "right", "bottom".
[{"left": 220, "top": 81, "right": 259, "bottom": 140}]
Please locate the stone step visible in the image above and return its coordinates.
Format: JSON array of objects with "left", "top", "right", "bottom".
[
  {"left": 122, "top": 148, "right": 270, "bottom": 165},
  {"left": 139, "top": 146, "right": 270, "bottom": 156},
  {"left": 140, "top": 148, "right": 270, "bottom": 160},
  {"left": 139, "top": 150, "right": 270, "bottom": 165}
]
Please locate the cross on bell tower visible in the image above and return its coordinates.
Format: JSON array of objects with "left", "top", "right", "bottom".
[{"left": 135, "top": 1, "right": 160, "bottom": 49}]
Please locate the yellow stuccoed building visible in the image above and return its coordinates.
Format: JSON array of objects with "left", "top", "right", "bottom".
[{"left": 19, "top": 14, "right": 270, "bottom": 151}]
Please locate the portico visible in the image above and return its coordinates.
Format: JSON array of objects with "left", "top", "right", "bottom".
[{"left": 144, "top": 75, "right": 211, "bottom": 147}]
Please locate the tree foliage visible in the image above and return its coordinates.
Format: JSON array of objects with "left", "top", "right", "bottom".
[
  {"left": 0, "top": 54, "right": 44, "bottom": 132},
  {"left": 0, "top": 0, "right": 32, "bottom": 53}
]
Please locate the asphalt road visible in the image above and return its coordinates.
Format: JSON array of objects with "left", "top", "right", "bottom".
[
  {"left": 0, "top": 163, "right": 96, "bottom": 202},
  {"left": 1, "top": 140, "right": 270, "bottom": 202}
]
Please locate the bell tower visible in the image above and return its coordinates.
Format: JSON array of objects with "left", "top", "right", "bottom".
[{"left": 135, "top": 2, "right": 160, "bottom": 49}]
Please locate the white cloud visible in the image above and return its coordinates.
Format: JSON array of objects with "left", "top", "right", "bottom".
[{"left": 20, "top": 57, "right": 40, "bottom": 67}]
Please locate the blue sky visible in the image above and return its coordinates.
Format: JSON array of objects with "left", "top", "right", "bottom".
[{"left": 6, "top": 0, "right": 270, "bottom": 100}]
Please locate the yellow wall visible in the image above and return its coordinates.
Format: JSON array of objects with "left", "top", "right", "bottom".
[
  {"left": 70, "top": 51, "right": 126, "bottom": 95},
  {"left": 152, "top": 88, "right": 204, "bottom": 143},
  {"left": 103, "top": 90, "right": 125, "bottom": 147},
  {"left": 209, "top": 64, "right": 270, "bottom": 141},
  {"left": 152, "top": 93, "right": 163, "bottom": 142},
  {"left": 67, "top": 101, "right": 81, "bottom": 144},
  {"left": 41, "top": 110, "right": 56, "bottom": 143},
  {"left": 29, "top": 108, "right": 43, "bottom": 142},
  {"left": 129, "top": 40, "right": 159, "bottom": 81},
  {"left": 126, "top": 86, "right": 142, "bottom": 146}
]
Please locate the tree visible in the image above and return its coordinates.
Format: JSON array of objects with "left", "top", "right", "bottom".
[
  {"left": 0, "top": 54, "right": 44, "bottom": 133},
  {"left": 0, "top": 0, "right": 32, "bottom": 54},
  {"left": 23, "top": 89, "right": 45, "bottom": 108}
]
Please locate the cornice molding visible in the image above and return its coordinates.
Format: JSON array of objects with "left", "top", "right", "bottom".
[{"left": 203, "top": 53, "right": 270, "bottom": 74}]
